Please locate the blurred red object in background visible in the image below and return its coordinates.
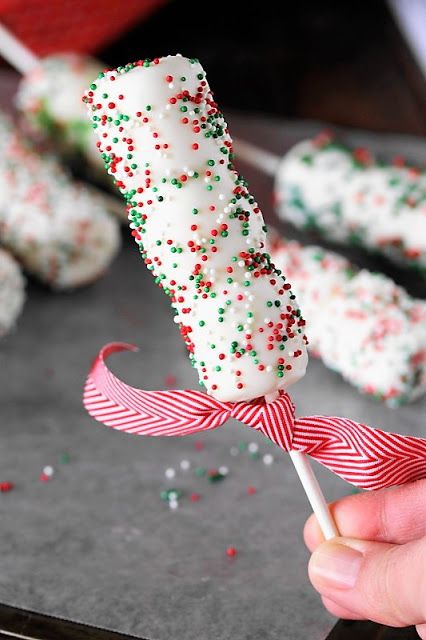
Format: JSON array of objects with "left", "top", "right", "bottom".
[{"left": 0, "top": 0, "right": 165, "bottom": 57}]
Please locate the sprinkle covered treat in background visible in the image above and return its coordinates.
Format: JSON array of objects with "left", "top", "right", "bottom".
[
  {"left": 275, "top": 132, "right": 426, "bottom": 273},
  {"left": 270, "top": 235, "right": 426, "bottom": 406},
  {"left": 0, "top": 248, "right": 25, "bottom": 337},
  {"left": 0, "top": 112, "right": 120, "bottom": 289},
  {"left": 16, "top": 53, "right": 104, "bottom": 175}
]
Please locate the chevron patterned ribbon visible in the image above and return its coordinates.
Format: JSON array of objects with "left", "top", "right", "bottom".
[{"left": 83, "top": 343, "right": 426, "bottom": 491}]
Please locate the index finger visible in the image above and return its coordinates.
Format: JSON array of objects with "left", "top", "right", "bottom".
[{"left": 304, "top": 478, "right": 426, "bottom": 551}]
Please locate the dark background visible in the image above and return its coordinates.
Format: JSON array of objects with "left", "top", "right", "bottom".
[{"left": 102, "top": 0, "right": 426, "bottom": 135}]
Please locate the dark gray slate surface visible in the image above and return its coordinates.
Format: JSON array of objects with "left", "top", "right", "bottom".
[{"left": 0, "top": 110, "right": 425, "bottom": 640}]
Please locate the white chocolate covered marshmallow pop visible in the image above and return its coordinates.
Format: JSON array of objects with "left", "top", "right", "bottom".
[
  {"left": 270, "top": 234, "right": 426, "bottom": 406},
  {"left": 0, "top": 113, "right": 120, "bottom": 289},
  {"left": 275, "top": 133, "right": 426, "bottom": 273},
  {"left": 0, "top": 248, "right": 25, "bottom": 337},
  {"left": 84, "top": 55, "right": 308, "bottom": 402},
  {"left": 16, "top": 53, "right": 104, "bottom": 174}
]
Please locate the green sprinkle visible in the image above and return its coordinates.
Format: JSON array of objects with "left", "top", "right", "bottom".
[{"left": 208, "top": 472, "right": 226, "bottom": 483}]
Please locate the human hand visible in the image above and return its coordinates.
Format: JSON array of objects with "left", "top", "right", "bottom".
[{"left": 304, "top": 479, "right": 426, "bottom": 638}]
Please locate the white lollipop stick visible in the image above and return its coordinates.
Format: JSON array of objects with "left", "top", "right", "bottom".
[
  {"left": 0, "top": 22, "right": 39, "bottom": 75},
  {"left": 234, "top": 138, "right": 280, "bottom": 177},
  {"left": 288, "top": 450, "right": 338, "bottom": 540}
]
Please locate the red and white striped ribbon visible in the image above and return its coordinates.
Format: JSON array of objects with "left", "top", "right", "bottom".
[{"left": 84, "top": 343, "right": 426, "bottom": 490}]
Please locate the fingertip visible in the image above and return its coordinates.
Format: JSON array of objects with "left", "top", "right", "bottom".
[{"left": 321, "top": 596, "right": 364, "bottom": 620}]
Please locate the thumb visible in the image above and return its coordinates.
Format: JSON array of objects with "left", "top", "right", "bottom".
[{"left": 308, "top": 536, "right": 426, "bottom": 628}]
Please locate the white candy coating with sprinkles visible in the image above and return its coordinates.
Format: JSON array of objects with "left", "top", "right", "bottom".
[
  {"left": 16, "top": 53, "right": 103, "bottom": 171},
  {"left": 84, "top": 55, "right": 308, "bottom": 401},
  {"left": 0, "top": 113, "right": 120, "bottom": 288},
  {"left": 0, "top": 248, "right": 25, "bottom": 337},
  {"left": 275, "top": 133, "right": 426, "bottom": 273},
  {"left": 271, "top": 235, "right": 426, "bottom": 406}
]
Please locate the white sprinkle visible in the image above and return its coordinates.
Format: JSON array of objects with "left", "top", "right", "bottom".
[
  {"left": 165, "top": 467, "right": 176, "bottom": 479},
  {"left": 169, "top": 499, "right": 179, "bottom": 510},
  {"left": 263, "top": 454, "right": 274, "bottom": 466},
  {"left": 180, "top": 459, "right": 190, "bottom": 471},
  {"left": 248, "top": 442, "right": 259, "bottom": 453},
  {"left": 43, "top": 466, "right": 54, "bottom": 477},
  {"left": 219, "top": 466, "right": 229, "bottom": 476},
  {"left": 266, "top": 365, "right": 273, "bottom": 373}
]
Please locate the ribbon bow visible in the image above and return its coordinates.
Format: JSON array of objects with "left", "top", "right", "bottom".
[{"left": 84, "top": 343, "right": 426, "bottom": 491}]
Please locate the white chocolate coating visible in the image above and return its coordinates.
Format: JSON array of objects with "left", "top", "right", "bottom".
[
  {"left": 275, "top": 135, "right": 426, "bottom": 272},
  {"left": 0, "top": 249, "right": 25, "bottom": 337},
  {"left": 0, "top": 113, "right": 120, "bottom": 289},
  {"left": 16, "top": 53, "right": 103, "bottom": 170},
  {"left": 271, "top": 234, "right": 426, "bottom": 406},
  {"left": 84, "top": 55, "right": 308, "bottom": 401}
]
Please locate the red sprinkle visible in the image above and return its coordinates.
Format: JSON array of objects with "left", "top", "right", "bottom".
[
  {"left": 226, "top": 546, "right": 237, "bottom": 557},
  {"left": 247, "top": 486, "right": 257, "bottom": 495},
  {"left": 0, "top": 482, "right": 14, "bottom": 492}
]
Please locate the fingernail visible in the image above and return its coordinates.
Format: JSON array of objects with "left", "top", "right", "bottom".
[{"left": 310, "top": 541, "right": 363, "bottom": 589}]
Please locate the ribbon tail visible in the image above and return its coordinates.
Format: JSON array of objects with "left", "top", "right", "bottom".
[
  {"left": 292, "top": 415, "right": 426, "bottom": 490},
  {"left": 83, "top": 342, "right": 230, "bottom": 436}
]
